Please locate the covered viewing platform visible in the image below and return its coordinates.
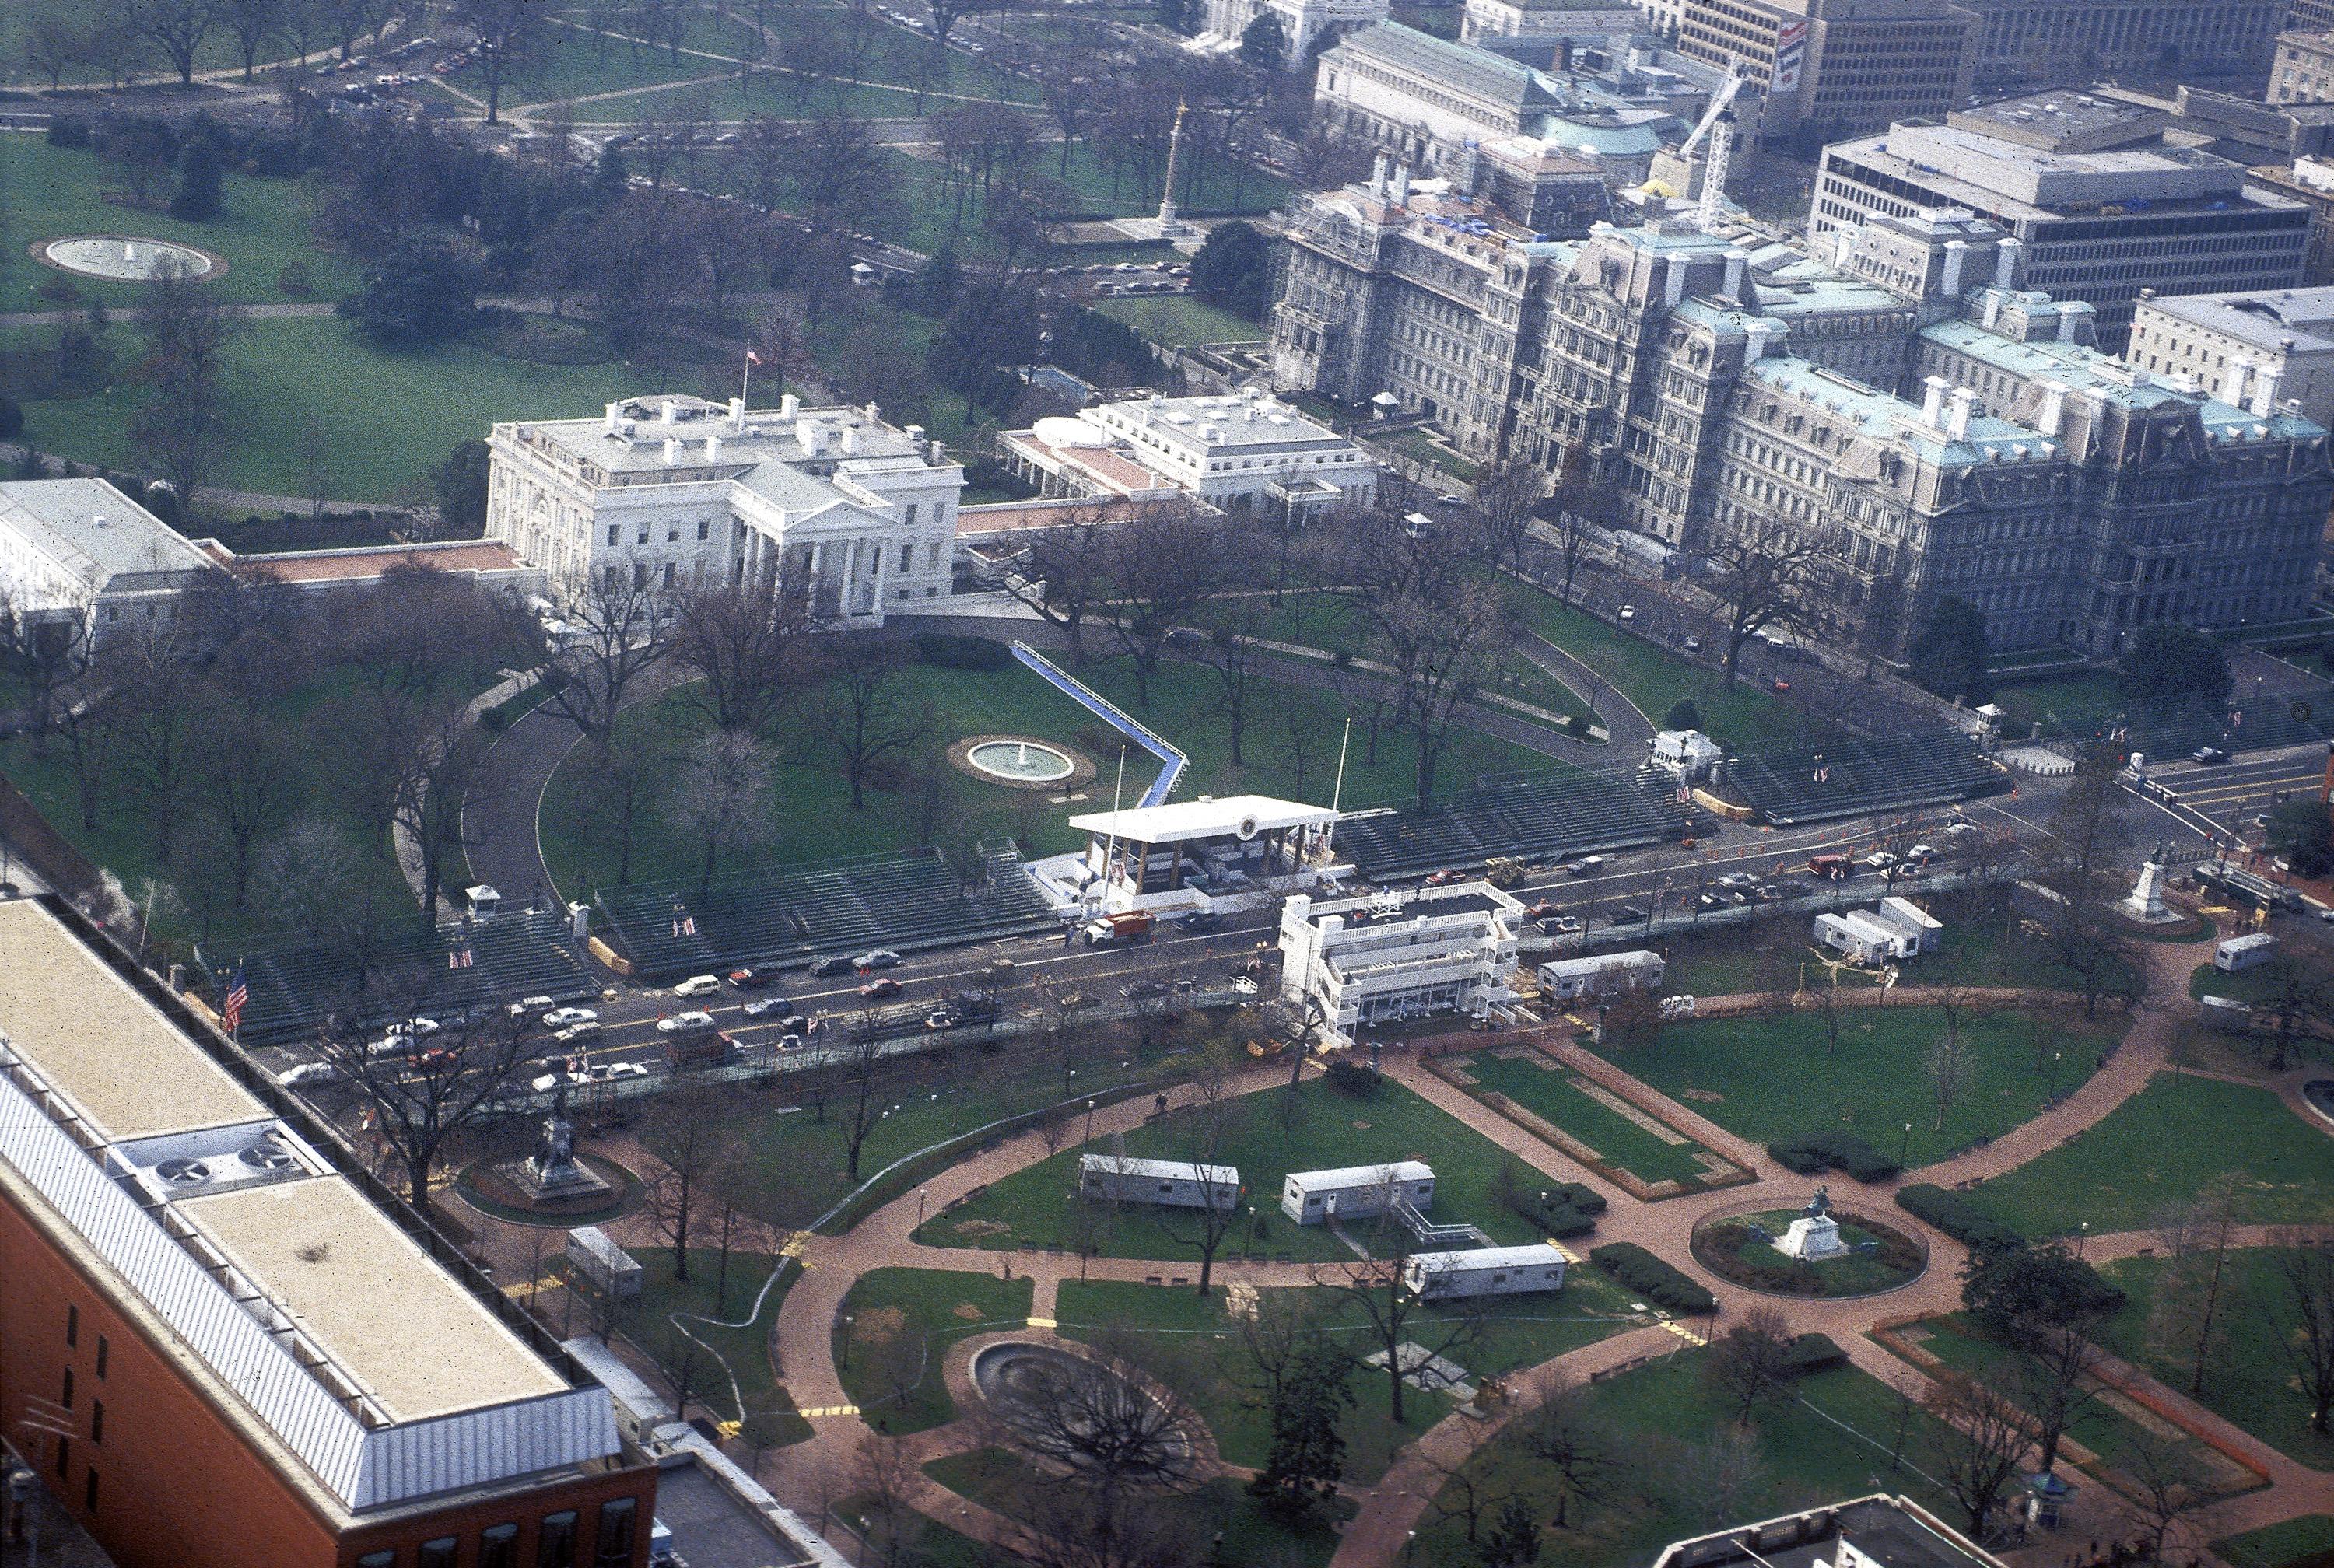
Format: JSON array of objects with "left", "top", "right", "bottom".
[{"left": 1024, "top": 794, "right": 1346, "bottom": 916}]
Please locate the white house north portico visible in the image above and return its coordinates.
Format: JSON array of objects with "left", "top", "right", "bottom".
[{"left": 485, "top": 394, "right": 966, "bottom": 623}]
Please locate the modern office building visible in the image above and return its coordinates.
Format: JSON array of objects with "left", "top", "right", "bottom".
[
  {"left": 0, "top": 895, "right": 656, "bottom": 1568},
  {"left": 1674, "top": 0, "right": 1977, "bottom": 143},
  {"left": 0, "top": 478, "right": 219, "bottom": 649},
  {"left": 2126, "top": 284, "right": 2334, "bottom": 428},
  {"left": 2248, "top": 156, "right": 2334, "bottom": 282},
  {"left": 1955, "top": 0, "right": 2282, "bottom": 89},
  {"left": 994, "top": 390, "right": 1379, "bottom": 516},
  {"left": 1810, "top": 100, "right": 2311, "bottom": 345},
  {"left": 485, "top": 394, "right": 965, "bottom": 621},
  {"left": 1270, "top": 175, "right": 2333, "bottom": 656},
  {"left": 1312, "top": 23, "right": 1747, "bottom": 206},
  {"left": 2276, "top": 27, "right": 2334, "bottom": 100},
  {"left": 1197, "top": 0, "right": 1387, "bottom": 65},
  {"left": 1277, "top": 882, "right": 1523, "bottom": 1043}
]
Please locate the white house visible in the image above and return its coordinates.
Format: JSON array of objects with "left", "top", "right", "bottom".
[
  {"left": 1537, "top": 950, "right": 1665, "bottom": 1001},
  {"left": 1078, "top": 1153, "right": 1241, "bottom": 1209},
  {"left": 0, "top": 478, "right": 219, "bottom": 649},
  {"left": 1281, "top": 1160, "right": 1436, "bottom": 1224},
  {"left": 1404, "top": 1243, "right": 1568, "bottom": 1299},
  {"left": 1280, "top": 882, "right": 1523, "bottom": 1045},
  {"left": 485, "top": 394, "right": 965, "bottom": 623}
]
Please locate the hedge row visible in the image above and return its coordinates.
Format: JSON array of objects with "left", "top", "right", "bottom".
[
  {"left": 1768, "top": 1131, "right": 1901, "bottom": 1183},
  {"left": 1895, "top": 1183, "right": 2024, "bottom": 1253},
  {"left": 913, "top": 632, "right": 1012, "bottom": 671},
  {"left": 1589, "top": 1241, "right": 1717, "bottom": 1314},
  {"left": 1785, "top": 1332, "right": 1846, "bottom": 1373},
  {"left": 1502, "top": 1186, "right": 1599, "bottom": 1240}
]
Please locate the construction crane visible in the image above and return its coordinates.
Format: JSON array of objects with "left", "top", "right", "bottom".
[
  {"left": 1674, "top": 63, "right": 1745, "bottom": 165},
  {"left": 1635, "top": 63, "right": 1743, "bottom": 223}
]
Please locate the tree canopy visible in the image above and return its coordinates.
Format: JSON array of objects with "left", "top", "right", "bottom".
[
  {"left": 1190, "top": 219, "right": 1275, "bottom": 320},
  {"left": 2269, "top": 798, "right": 2334, "bottom": 877},
  {"left": 1906, "top": 597, "right": 1992, "bottom": 705},
  {"left": 338, "top": 243, "right": 481, "bottom": 348},
  {"left": 1239, "top": 11, "right": 1288, "bottom": 67},
  {"left": 2118, "top": 623, "right": 2231, "bottom": 709}
]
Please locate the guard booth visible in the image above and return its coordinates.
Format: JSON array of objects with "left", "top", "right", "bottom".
[
  {"left": 1067, "top": 795, "right": 1340, "bottom": 914},
  {"left": 1281, "top": 1160, "right": 1435, "bottom": 1225},
  {"left": 1078, "top": 1153, "right": 1240, "bottom": 1210},
  {"left": 566, "top": 1225, "right": 642, "bottom": 1300}
]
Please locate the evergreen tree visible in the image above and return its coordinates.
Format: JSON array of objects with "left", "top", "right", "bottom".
[
  {"left": 1661, "top": 698, "right": 1701, "bottom": 731},
  {"left": 1251, "top": 1332, "right": 1353, "bottom": 1516},
  {"left": 432, "top": 440, "right": 492, "bottom": 534},
  {"left": 1239, "top": 11, "right": 1288, "bottom": 67},
  {"left": 170, "top": 132, "right": 225, "bottom": 221},
  {"left": 913, "top": 244, "right": 963, "bottom": 317},
  {"left": 1905, "top": 596, "right": 1992, "bottom": 705},
  {"left": 2118, "top": 622, "right": 2231, "bottom": 709},
  {"left": 1481, "top": 1499, "right": 1541, "bottom": 1568},
  {"left": 1189, "top": 219, "right": 1275, "bottom": 320}
]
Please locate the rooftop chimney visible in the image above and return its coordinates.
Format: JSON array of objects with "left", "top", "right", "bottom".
[
  {"left": 2255, "top": 368, "right": 2283, "bottom": 418},
  {"left": 1994, "top": 237, "right": 2021, "bottom": 290},
  {"left": 1940, "top": 240, "right": 1968, "bottom": 299},
  {"left": 2037, "top": 379, "right": 2068, "bottom": 437},
  {"left": 729, "top": 396, "right": 746, "bottom": 429},
  {"left": 706, "top": 432, "right": 722, "bottom": 464},
  {"left": 660, "top": 400, "right": 678, "bottom": 425},
  {"left": 663, "top": 437, "right": 682, "bottom": 466},
  {"left": 1390, "top": 163, "right": 1411, "bottom": 205},
  {"left": 1665, "top": 261, "right": 1687, "bottom": 306},
  {"left": 1982, "top": 290, "right": 2003, "bottom": 328},
  {"left": 780, "top": 393, "right": 801, "bottom": 419},
  {"left": 1946, "top": 387, "right": 1975, "bottom": 440},
  {"left": 841, "top": 425, "right": 862, "bottom": 457},
  {"left": 1372, "top": 152, "right": 1390, "bottom": 194},
  {"left": 2057, "top": 308, "right": 2078, "bottom": 343},
  {"left": 2227, "top": 359, "right": 2253, "bottom": 408},
  {"left": 605, "top": 401, "right": 623, "bottom": 435},
  {"left": 1920, "top": 375, "right": 1949, "bottom": 429},
  {"left": 905, "top": 425, "right": 925, "bottom": 443},
  {"left": 1722, "top": 249, "right": 1747, "bottom": 301}
]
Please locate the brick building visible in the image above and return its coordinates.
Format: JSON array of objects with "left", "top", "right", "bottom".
[{"left": 0, "top": 896, "right": 656, "bottom": 1568}]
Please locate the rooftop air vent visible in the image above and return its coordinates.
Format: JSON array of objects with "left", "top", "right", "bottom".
[
  {"left": 239, "top": 1132, "right": 298, "bottom": 1174},
  {"left": 156, "top": 1157, "right": 212, "bottom": 1188}
]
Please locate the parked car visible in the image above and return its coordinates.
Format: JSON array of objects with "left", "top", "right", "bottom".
[
  {"left": 1123, "top": 979, "right": 1169, "bottom": 1000},
  {"left": 1542, "top": 915, "right": 1584, "bottom": 934},
  {"left": 671, "top": 975, "right": 722, "bottom": 998},
  {"left": 776, "top": 1033, "right": 806, "bottom": 1052},
  {"left": 1718, "top": 872, "right": 1758, "bottom": 891},
  {"left": 543, "top": 1006, "right": 598, "bottom": 1029},
  {"left": 383, "top": 1017, "right": 440, "bottom": 1038},
  {"left": 810, "top": 954, "right": 857, "bottom": 978},
  {"left": 1944, "top": 820, "right": 1981, "bottom": 837},
  {"left": 1609, "top": 905, "right": 1649, "bottom": 924},
  {"left": 586, "top": 1061, "right": 649, "bottom": 1082},
  {"left": 657, "top": 1010, "right": 717, "bottom": 1034},
  {"left": 859, "top": 977, "right": 903, "bottom": 999},
  {"left": 1861, "top": 851, "right": 1900, "bottom": 870},
  {"left": 1523, "top": 898, "right": 1558, "bottom": 919},
  {"left": 408, "top": 1048, "right": 457, "bottom": 1072},
  {"left": 925, "top": 1009, "right": 958, "bottom": 1030},
  {"left": 1565, "top": 855, "right": 1609, "bottom": 877},
  {"left": 776, "top": 1013, "right": 810, "bottom": 1034},
  {"left": 2192, "top": 745, "right": 2230, "bottom": 765},
  {"left": 553, "top": 1020, "right": 603, "bottom": 1045},
  {"left": 506, "top": 994, "right": 556, "bottom": 1018},
  {"left": 1683, "top": 635, "right": 1704, "bottom": 653},
  {"left": 852, "top": 949, "right": 903, "bottom": 970},
  {"left": 1618, "top": 604, "right": 1638, "bottom": 621},
  {"left": 1176, "top": 911, "right": 1222, "bottom": 933},
  {"left": 1231, "top": 975, "right": 1259, "bottom": 996},
  {"left": 741, "top": 996, "right": 791, "bottom": 1018},
  {"left": 279, "top": 1062, "right": 345, "bottom": 1087},
  {"left": 1908, "top": 842, "right": 1940, "bottom": 863},
  {"left": 728, "top": 967, "right": 780, "bottom": 990}
]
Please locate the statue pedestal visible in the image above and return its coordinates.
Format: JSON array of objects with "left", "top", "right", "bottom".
[
  {"left": 2119, "top": 858, "right": 2182, "bottom": 925},
  {"left": 1777, "top": 1214, "right": 1845, "bottom": 1261},
  {"left": 504, "top": 1153, "right": 612, "bottom": 1205}
]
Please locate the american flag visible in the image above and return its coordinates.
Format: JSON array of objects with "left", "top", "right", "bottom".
[
  {"left": 221, "top": 965, "right": 248, "bottom": 1035},
  {"left": 448, "top": 947, "right": 475, "bottom": 970},
  {"left": 672, "top": 915, "right": 698, "bottom": 937},
  {"left": 745, "top": 348, "right": 762, "bottom": 366}
]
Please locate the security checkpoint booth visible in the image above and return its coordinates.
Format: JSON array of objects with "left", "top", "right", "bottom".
[
  {"left": 1078, "top": 1153, "right": 1241, "bottom": 1210},
  {"left": 1281, "top": 1160, "right": 1436, "bottom": 1225},
  {"left": 1037, "top": 794, "right": 1344, "bottom": 917},
  {"left": 1403, "top": 1243, "right": 1569, "bottom": 1300}
]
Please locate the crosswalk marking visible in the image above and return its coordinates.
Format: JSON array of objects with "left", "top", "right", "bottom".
[
  {"left": 1546, "top": 1241, "right": 1580, "bottom": 1265},
  {"left": 799, "top": 1404, "right": 860, "bottom": 1419},
  {"left": 1027, "top": 1315, "right": 1057, "bottom": 1329},
  {"left": 1659, "top": 1319, "right": 1708, "bottom": 1347},
  {"left": 779, "top": 1233, "right": 810, "bottom": 1259}
]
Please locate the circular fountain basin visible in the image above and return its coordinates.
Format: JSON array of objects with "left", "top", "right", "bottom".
[
  {"left": 969, "top": 1341, "right": 1197, "bottom": 1476},
  {"left": 965, "top": 738, "right": 1077, "bottom": 784},
  {"left": 39, "top": 236, "right": 218, "bottom": 283}
]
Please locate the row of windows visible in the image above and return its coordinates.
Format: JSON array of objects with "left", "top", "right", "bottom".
[{"left": 352, "top": 1500, "right": 638, "bottom": 1568}]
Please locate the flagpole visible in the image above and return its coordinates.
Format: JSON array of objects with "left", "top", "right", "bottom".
[{"left": 741, "top": 347, "right": 752, "bottom": 408}]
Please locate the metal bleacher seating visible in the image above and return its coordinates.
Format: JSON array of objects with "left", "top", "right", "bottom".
[
  {"left": 216, "top": 908, "right": 596, "bottom": 1050},
  {"left": 1713, "top": 730, "right": 2003, "bottom": 826},
  {"left": 1336, "top": 765, "right": 1688, "bottom": 880},
  {"left": 598, "top": 844, "right": 1058, "bottom": 980}
]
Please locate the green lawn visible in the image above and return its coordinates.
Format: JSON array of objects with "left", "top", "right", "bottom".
[
  {"left": 1969, "top": 1073, "right": 2334, "bottom": 1236},
  {"left": 1902, "top": 1312, "right": 2252, "bottom": 1496},
  {"left": 916, "top": 1076, "right": 1548, "bottom": 1262},
  {"left": 0, "top": 140, "right": 367, "bottom": 310},
  {"left": 2215, "top": 1516, "right": 2334, "bottom": 1568},
  {"left": 1054, "top": 1273, "right": 1638, "bottom": 1475},
  {"left": 623, "top": 1246, "right": 810, "bottom": 1442},
  {"left": 1449, "top": 1049, "right": 1719, "bottom": 1188},
  {"left": 2098, "top": 1248, "right": 2334, "bottom": 1472},
  {"left": 2191, "top": 957, "right": 2315, "bottom": 1007},
  {"left": 1420, "top": 1356, "right": 1965, "bottom": 1568},
  {"left": 1097, "top": 296, "right": 1267, "bottom": 349},
  {"left": 18, "top": 314, "right": 659, "bottom": 502},
  {"left": 835, "top": 1267, "right": 1033, "bottom": 1434},
  {"left": 1661, "top": 900, "right": 2119, "bottom": 1000},
  {"left": 1990, "top": 672, "right": 2129, "bottom": 735},
  {"left": 1502, "top": 580, "right": 1789, "bottom": 744},
  {"left": 538, "top": 646, "right": 1551, "bottom": 897},
  {"left": 1603, "top": 1005, "right": 2122, "bottom": 1170}
]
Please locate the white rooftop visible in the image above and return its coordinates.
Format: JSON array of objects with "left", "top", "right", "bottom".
[
  {"left": 2136, "top": 286, "right": 2334, "bottom": 355},
  {"left": 0, "top": 477, "right": 216, "bottom": 593},
  {"left": 1287, "top": 1160, "right": 1436, "bottom": 1187},
  {"left": 1088, "top": 391, "right": 1358, "bottom": 455},
  {"left": 1078, "top": 1153, "right": 1241, "bottom": 1186},
  {"left": 1068, "top": 793, "right": 1339, "bottom": 845},
  {"left": 1408, "top": 1243, "right": 1568, "bottom": 1270}
]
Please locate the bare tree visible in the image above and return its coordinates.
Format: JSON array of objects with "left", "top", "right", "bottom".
[
  {"left": 1923, "top": 1371, "right": 2040, "bottom": 1542},
  {"left": 1705, "top": 1306, "right": 1795, "bottom": 1427},
  {"left": 111, "top": 630, "right": 202, "bottom": 863},
  {"left": 2117, "top": 1430, "right": 2199, "bottom": 1563},
  {"left": 1672, "top": 1424, "right": 1769, "bottom": 1528},
  {"left": 2010, "top": 1321, "right": 2101, "bottom": 1477},
  {"left": 819, "top": 638, "right": 930, "bottom": 810},
  {"left": 1005, "top": 508, "right": 1120, "bottom": 660},
  {"left": 382, "top": 702, "right": 499, "bottom": 923},
  {"left": 671, "top": 730, "right": 772, "bottom": 892},
  {"left": 1520, "top": 1368, "right": 1620, "bottom": 1529},
  {"left": 671, "top": 562, "right": 815, "bottom": 736},
  {"left": 1465, "top": 460, "right": 1547, "bottom": 577},
  {"left": 1703, "top": 514, "right": 1828, "bottom": 689},
  {"left": 1918, "top": 967, "right": 1997, "bottom": 1132},
  {"left": 1313, "top": 1173, "right": 1486, "bottom": 1423},
  {"left": 1134, "top": 1045, "right": 1243, "bottom": 1296},
  {"left": 449, "top": 0, "right": 544, "bottom": 121},
  {"left": 538, "top": 568, "right": 678, "bottom": 750},
  {"left": 2274, "top": 1234, "right": 2334, "bottom": 1437},
  {"left": 191, "top": 702, "right": 298, "bottom": 907},
  {"left": 643, "top": 1077, "right": 729, "bottom": 1283},
  {"left": 132, "top": 262, "right": 240, "bottom": 503},
  {"left": 925, "top": 0, "right": 1007, "bottom": 47},
  {"left": 124, "top": 0, "right": 219, "bottom": 83},
  {"left": 2150, "top": 1176, "right": 2239, "bottom": 1395},
  {"left": 312, "top": 988, "right": 541, "bottom": 1222},
  {"left": 823, "top": 1022, "right": 891, "bottom": 1182}
]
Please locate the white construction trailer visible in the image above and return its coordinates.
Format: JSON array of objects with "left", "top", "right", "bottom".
[
  {"left": 566, "top": 1225, "right": 643, "bottom": 1300},
  {"left": 1871, "top": 896, "right": 1943, "bottom": 955},
  {"left": 2216, "top": 932, "right": 2279, "bottom": 972},
  {"left": 1813, "top": 911, "right": 1897, "bottom": 965},
  {"left": 1537, "top": 950, "right": 1665, "bottom": 1002},
  {"left": 1281, "top": 1160, "right": 1435, "bottom": 1224},
  {"left": 1403, "top": 1244, "right": 1570, "bottom": 1300},
  {"left": 1078, "top": 1153, "right": 1240, "bottom": 1210}
]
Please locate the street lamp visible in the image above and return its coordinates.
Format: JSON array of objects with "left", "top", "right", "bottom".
[
  {"left": 840, "top": 1313, "right": 856, "bottom": 1370},
  {"left": 2077, "top": 1221, "right": 2088, "bottom": 1260},
  {"left": 2048, "top": 1049, "right": 2062, "bottom": 1099},
  {"left": 917, "top": 1186, "right": 929, "bottom": 1232},
  {"left": 1899, "top": 1121, "right": 1912, "bottom": 1171}
]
